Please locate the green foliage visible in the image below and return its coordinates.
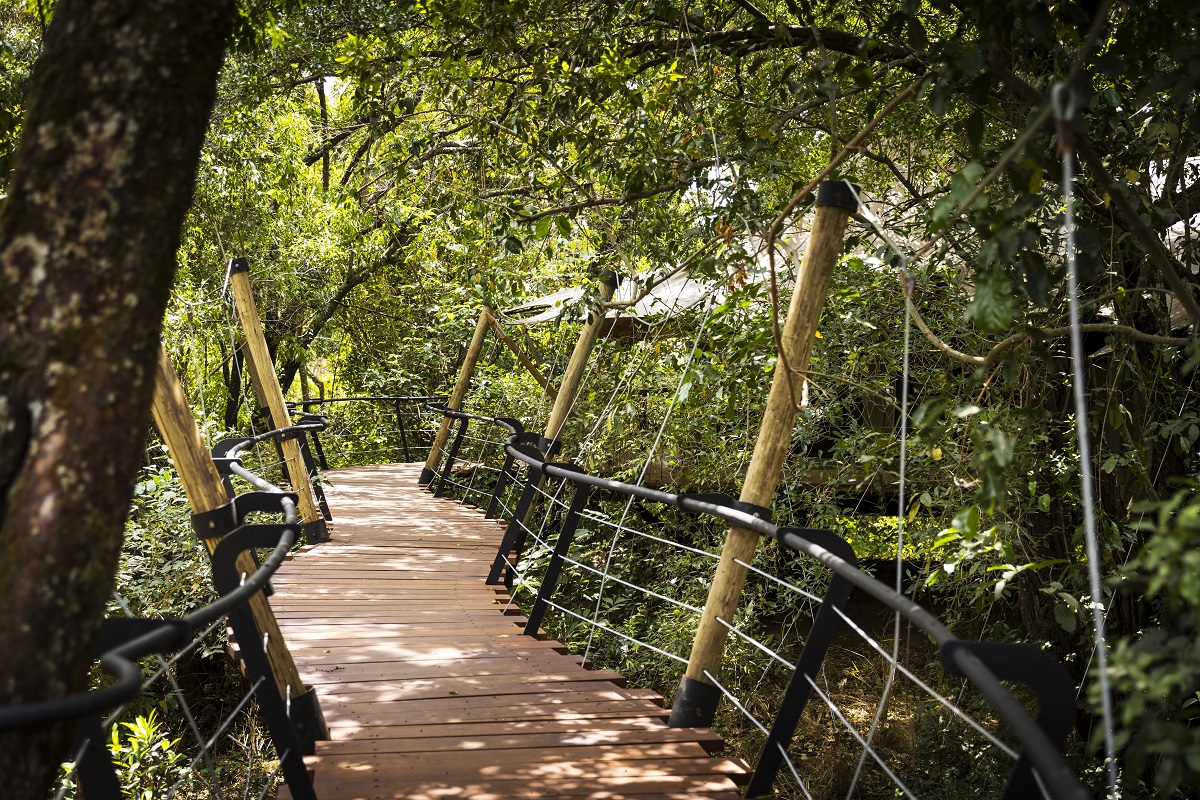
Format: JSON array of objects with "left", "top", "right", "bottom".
[
  {"left": 7, "top": 0, "right": 1200, "bottom": 795},
  {"left": 0, "top": 2, "right": 42, "bottom": 187},
  {"left": 1106, "top": 489, "right": 1200, "bottom": 795},
  {"left": 114, "top": 459, "right": 217, "bottom": 621},
  {"left": 57, "top": 711, "right": 196, "bottom": 800},
  {"left": 109, "top": 711, "right": 197, "bottom": 800}
]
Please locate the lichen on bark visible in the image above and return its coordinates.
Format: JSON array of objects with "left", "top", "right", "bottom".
[{"left": 0, "top": 1, "right": 235, "bottom": 796}]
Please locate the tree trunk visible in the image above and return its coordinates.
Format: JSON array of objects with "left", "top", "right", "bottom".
[{"left": 0, "top": 1, "right": 234, "bottom": 796}]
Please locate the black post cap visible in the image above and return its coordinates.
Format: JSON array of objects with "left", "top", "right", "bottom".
[
  {"left": 815, "top": 180, "right": 860, "bottom": 211},
  {"left": 227, "top": 257, "right": 250, "bottom": 275}
]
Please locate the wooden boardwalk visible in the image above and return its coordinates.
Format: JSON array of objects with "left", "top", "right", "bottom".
[{"left": 274, "top": 463, "right": 749, "bottom": 800}]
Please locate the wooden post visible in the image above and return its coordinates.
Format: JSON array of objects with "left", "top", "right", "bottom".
[
  {"left": 240, "top": 341, "right": 271, "bottom": 409},
  {"left": 420, "top": 307, "right": 492, "bottom": 484},
  {"left": 226, "top": 258, "right": 326, "bottom": 541},
  {"left": 151, "top": 349, "right": 305, "bottom": 698},
  {"left": 485, "top": 309, "right": 557, "bottom": 401},
  {"left": 669, "top": 182, "right": 858, "bottom": 728},
  {"left": 151, "top": 347, "right": 327, "bottom": 750},
  {"left": 543, "top": 271, "right": 619, "bottom": 443}
]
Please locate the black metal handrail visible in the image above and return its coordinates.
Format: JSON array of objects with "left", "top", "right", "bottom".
[
  {"left": 426, "top": 404, "right": 1088, "bottom": 800},
  {"left": 0, "top": 515, "right": 295, "bottom": 730},
  {"left": 291, "top": 394, "right": 443, "bottom": 465},
  {"left": 423, "top": 402, "right": 527, "bottom": 515},
  {"left": 0, "top": 418, "right": 328, "bottom": 800}
]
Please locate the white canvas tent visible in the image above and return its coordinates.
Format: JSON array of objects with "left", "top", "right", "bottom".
[{"left": 499, "top": 230, "right": 809, "bottom": 329}]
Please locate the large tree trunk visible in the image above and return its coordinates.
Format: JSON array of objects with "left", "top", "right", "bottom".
[{"left": 0, "top": 1, "right": 234, "bottom": 796}]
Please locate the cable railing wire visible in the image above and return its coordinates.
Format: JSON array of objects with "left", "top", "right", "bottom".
[
  {"left": 543, "top": 599, "right": 690, "bottom": 665},
  {"left": 427, "top": 403, "right": 1090, "bottom": 800}
]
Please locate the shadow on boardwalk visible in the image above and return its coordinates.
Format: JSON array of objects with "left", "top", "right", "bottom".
[{"left": 275, "top": 463, "right": 749, "bottom": 800}]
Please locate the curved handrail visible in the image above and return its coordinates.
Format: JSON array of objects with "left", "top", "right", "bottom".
[
  {"left": 430, "top": 405, "right": 1088, "bottom": 800},
  {"left": 426, "top": 402, "right": 523, "bottom": 432},
  {"left": 295, "top": 394, "right": 444, "bottom": 410},
  {"left": 0, "top": 419, "right": 319, "bottom": 730},
  {"left": 292, "top": 395, "right": 442, "bottom": 466}
]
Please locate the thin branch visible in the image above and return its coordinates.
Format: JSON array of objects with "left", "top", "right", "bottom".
[
  {"left": 303, "top": 123, "right": 368, "bottom": 166},
  {"left": 909, "top": 300, "right": 1195, "bottom": 367},
  {"left": 480, "top": 186, "right": 535, "bottom": 199},
  {"left": 626, "top": 24, "right": 913, "bottom": 69},
  {"left": 730, "top": 0, "right": 772, "bottom": 24},
  {"left": 604, "top": 238, "right": 720, "bottom": 310},
  {"left": 764, "top": 80, "right": 921, "bottom": 385},
  {"left": 518, "top": 163, "right": 711, "bottom": 223}
]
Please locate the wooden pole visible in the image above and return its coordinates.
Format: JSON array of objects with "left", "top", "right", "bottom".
[
  {"left": 485, "top": 310, "right": 557, "bottom": 401},
  {"left": 150, "top": 347, "right": 306, "bottom": 701},
  {"left": 670, "top": 182, "right": 858, "bottom": 727},
  {"left": 420, "top": 307, "right": 492, "bottom": 484},
  {"left": 543, "top": 271, "right": 619, "bottom": 443},
  {"left": 240, "top": 340, "right": 271, "bottom": 409},
  {"left": 226, "top": 258, "right": 325, "bottom": 541}
]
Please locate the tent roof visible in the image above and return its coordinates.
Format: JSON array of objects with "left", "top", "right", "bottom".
[
  {"left": 500, "top": 231, "right": 808, "bottom": 326},
  {"left": 500, "top": 269, "right": 712, "bottom": 325}
]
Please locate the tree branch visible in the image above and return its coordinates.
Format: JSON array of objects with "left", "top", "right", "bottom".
[
  {"left": 517, "top": 161, "right": 713, "bottom": 223},
  {"left": 604, "top": 237, "right": 719, "bottom": 310},
  {"left": 624, "top": 24, "right": 913, "bottom": 68},
  {"left": 909, "top": 299, "right": 1195, "bottom": 368},
  {"left": 993, "top": 65, "right": 1200, "bottom": 327}
]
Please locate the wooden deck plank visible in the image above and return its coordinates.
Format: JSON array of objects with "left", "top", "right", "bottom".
[
  {"left": 323, "top": 689, "right": 662, "bottom": 711},
  {"left": 322, "top": 699, "right": 671, "bottom": 726},
  {"left": 291, "top": 728, "right": 727, "bottom": 757},
  {"left": 272, "top": 463, "right": 747, "bottom": 799}
]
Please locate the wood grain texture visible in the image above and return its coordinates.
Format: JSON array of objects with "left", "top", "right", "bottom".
[
  {"left": 273, "top": 463, "right": 748, "bottom": 799},
  {"left": 150, "top": 347, "right": 305, "bottom": 698},
  {"left": 421, "top": 308, "right": 492, "bottom": 478},
  {"left": 228, "top": 267, "right": 322, "bottom": 525}
]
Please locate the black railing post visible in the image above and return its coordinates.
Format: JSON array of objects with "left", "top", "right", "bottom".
[
  {"left": 940, "top": 641, "right": 1077, "bottom": 800},
  {"left": 211, "top": 437, "right": 254, "bottom": 501},
  {"left": 295, "top": 429, "right": 332, "bottom": 522},
  {"left": 485, "top": 451, "right": 516, "bottom": 520},
  {"left": 395, "top": 399, "right": 412, "bottom": 462},
  {"left": 524, "top": 466, "right": 592, "bottom": 636},
  {"left": 72, "top": 714, "right": 123, "bottom": 798},
  {"left": 434, "top": 417, "right": 469, "bottom": 497},
  {"left": 745, "top": 527, "right": 856, "bottom": 798},
  {"left": 210, "top": 525, "right": 319, "bottom": 800},
  {"left": 487, "top": 447, "right": 545, "bottom": 585},
  {"left": 309, "top": 425, "right": 330, "bottom": 472},
  {"left": 483, "top": 418, "right": 523, "bottom": 520}
]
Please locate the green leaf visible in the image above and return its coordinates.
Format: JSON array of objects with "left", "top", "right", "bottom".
[
  {"left": 1038, "top": 494, "right": 1051, "bottom": 512},
  {"left": 989, "top": 428, "right": 1014, "bottom": 466},
  {"left": 967, "top": 269, "right": 1014, "bottom": 332},
  {"left": 950, "top": 505, "right": 980, "bottom": 536},
  {"left": 1053, "top": 602, "right": 1077, "bottom": 632}
]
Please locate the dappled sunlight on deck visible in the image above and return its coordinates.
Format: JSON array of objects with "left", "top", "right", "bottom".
[{"left": 273, "top": 463, "right": 745, "bottom": 800}]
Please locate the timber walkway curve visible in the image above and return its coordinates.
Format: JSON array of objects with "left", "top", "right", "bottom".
[
  {"left": 275, "top": 463, "right": 748, "bottom": 799},
  {"left": 0, "top": 392, "right": 1093, "bottom": 800}
]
